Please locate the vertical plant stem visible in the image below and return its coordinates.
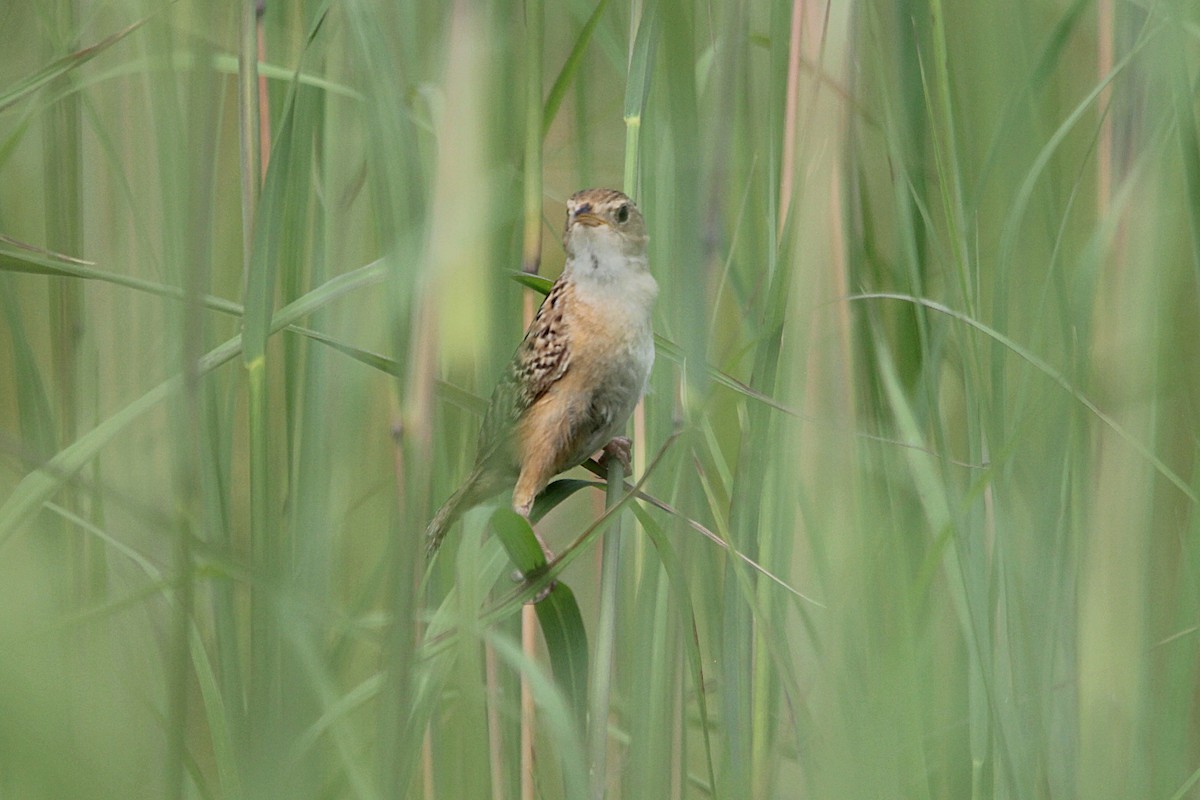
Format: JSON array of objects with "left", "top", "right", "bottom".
[
  {"left": 43, "top": 0, "right": 91, "bottom": 603},
  {"left": 588, "top": 456, "right": 626, "bottom": 800},
  {"left": 1096, "top": 0, "right": 1113, "bottom": 217},
  {"left": 256, "top": 1, "right": 271, "bottom": 182},
  {"left": 624, "top": 0, "right": 645, "bottom": 156},
  {"left": 587, "top": 6, "right": 656, "bottom": 795},
  {"left": 521, "top": 0, "right": 543, "bottom": 276},
  {"left": 520, "top": 1, "right": 544, "bottom": 797},
  {"left": 520, "top": 603, "right": 537, "bottom": 800},
  {"left": 169, "top": 15, "right": 224, "bottom": 792},
  {"left": 239, "top": 0, "right": 262, "bottom": 274},
  {"left": 622, "top": 1, "right": 655, "bottom": 199},
  {"left": 925, "top": 0, "right": 970, "bottom": 312},
  {"left": 237, "top": 0, "right": 272, "bottom": 788},
  {"left": 624, "top": 0, "right": 656, "bottom": 598},
  {"left": 43, "top": 0, "right": 83, "bottom": 448},
  {"left": 586, "top": 21, "right": 653, "bottom": 791},
  {"left": 777, "top": 0, "right": 804, "bottom": 229},
  {"left": 622, "top": 118, "right": 640, "bottom": 200},
  {"left": 485, "top": 645, "right": 507, "bottom": 800}
]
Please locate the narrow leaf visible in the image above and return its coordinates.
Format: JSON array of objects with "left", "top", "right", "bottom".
[
  {"left": 0, "top": 18, "right": 147, "bottom": 114},
  {"left": 490, "top": 507, "right": 547, "bottom": 574},
  {"left": 530, "top": 478, "right": 603, "bottom": 523},
  {"left": 534, "top": 582, "right": 589, "bottom": 726},
  {"left": 542, "top": 0, "right": 612, "bottom": 138}
]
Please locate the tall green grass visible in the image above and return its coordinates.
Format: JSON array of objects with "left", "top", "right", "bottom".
[{"left": 2, "top": 1, "right": 1200, "bottom": 798}]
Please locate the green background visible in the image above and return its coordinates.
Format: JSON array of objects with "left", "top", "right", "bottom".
[{"left": 2, "top": 0, "right": 1199, "bottom": 798}]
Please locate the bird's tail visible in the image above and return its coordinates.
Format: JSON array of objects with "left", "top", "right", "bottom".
[
  {"left": 425, "top": 483, "right": 468, "bottom": 558},
  {"left": 425, "top": 468, "right": 495, "bottom": 558}
]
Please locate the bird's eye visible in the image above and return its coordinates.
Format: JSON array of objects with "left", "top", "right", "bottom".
[{"left": 615, "top": 204, "right": 630, "bottom": 224}]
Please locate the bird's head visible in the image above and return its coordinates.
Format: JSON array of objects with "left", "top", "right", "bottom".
[{"left": 563, "top": 188, "right": 649, "bottom": 269}]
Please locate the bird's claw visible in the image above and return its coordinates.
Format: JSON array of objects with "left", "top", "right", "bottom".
[
  {"left": 601, "top": 436, "right": 633, "bottom": 473},
  {"left": 510, "top": 567, "right": 556, "bottom": 603}
]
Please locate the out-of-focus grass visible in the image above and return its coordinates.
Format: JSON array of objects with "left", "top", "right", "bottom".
[{"left": 2, "top": 1, "right": 1200, "bottom": 798}]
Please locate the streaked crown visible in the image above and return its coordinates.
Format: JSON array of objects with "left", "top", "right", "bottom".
[{"left": 564, "top": 188, "right": 647, "bottom": 243}]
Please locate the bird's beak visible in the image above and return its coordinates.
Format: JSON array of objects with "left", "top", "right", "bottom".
[{"left": 572, "top": 212, "right": 607, "bottom": 228}]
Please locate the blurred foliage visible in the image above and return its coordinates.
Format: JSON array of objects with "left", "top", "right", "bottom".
[{"left": 2, "top": 0, "right": 1200, "bottom": 798}]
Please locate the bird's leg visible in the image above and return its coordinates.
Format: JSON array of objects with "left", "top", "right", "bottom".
[{"left": 600, "top": 436, "right": 632, "bottom": 473}]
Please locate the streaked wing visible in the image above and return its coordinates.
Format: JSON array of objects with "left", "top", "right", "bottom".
[{"left": 474, "top": 276, "right": 573, "bottom": 458}]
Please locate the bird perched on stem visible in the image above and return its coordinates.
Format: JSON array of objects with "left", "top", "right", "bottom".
[{"left": 426, "top": 188, "right": 657, "bottom": 562}]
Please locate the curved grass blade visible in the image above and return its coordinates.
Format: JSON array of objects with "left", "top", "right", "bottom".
[
  {"left": 0, "top": 234, "right": 93, "bottom": 278},
  {"left": 850, "top": 292, "right": 1198, "bottom": 504},
  {"left": 576, "top": 456, "right": 825, "bottom": 607},
  {"left": 490, "top": 507, "right": 548, "bottom": 575},
  {"left": 510, "top": 271, "right": 553, "bottom": 294},
  {"left": 0, "top": 17, "right": 147, "bottom": 114},
  {"left": 531, "top": 478, "right": 602, "bottom": 523},
  {"left": 0, "top": 275, "right": 55, "bottom": 460},
  {"left": 630, "top": 501, "right": 718, "bottom": 798},
  {"left": 533, "top": 582, "right": 588, "bottom": 726},
  {"left": 285, "top": 326, "right": 488, "bottom": 416},
  {"left": 0, "top": 260, "right": 385, "bottom": 547},
  {"left": 996, "top": 24, "right": 1155, "bottom": 280},
  {"left": 0, "top": 234, "right": 244, "bottom": 314},
  {"left": 487, "top": 634, "right": 589, "bottom": 800},
  {"left": 421, "top": 434, "right": 681, "bottom": 662},
  {"left": 542, "top": 0, "right": 612, "bottom": 138},
  {"left": 46, "top": 499, "right": 243, "bottom": 795},
  {"left": 622, "top": 0, "right": 658, "bottom": 195},
  {"left": 489, "top": 509, "right": 588, "bottom": 726}
]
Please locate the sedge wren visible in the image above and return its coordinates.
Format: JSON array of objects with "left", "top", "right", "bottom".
[{"left": 426, "top": 188, "right": 658, "bottom": 559}]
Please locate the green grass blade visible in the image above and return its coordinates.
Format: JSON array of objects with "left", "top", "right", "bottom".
[
  {"left": 850, "top": 292, "right": 1197, "bottom": 504},
  {"left": 0, "top": 275, "right": 56, "bottom": 461},
  {"left": 542, "top": 0, "right": 612, "bottom": 138},
  {"left": 488, "top": 634, "right": 589, "bottom": 800},
  {"left": 534, "top": 583, "right": 589, "bottom": 726},
  {"left": 531, "top": 478, "right": 604, "bottom": 523},
  {"left": 490, "top": 507, "right": 549, "bottom": 575},
  {"left": 632, "top": 501, "right": 719, "bottom": 798},
  {"left": 0, "top": 17, "right": 146, "bottom": 114},
  {"left": 0, "top": 260, "right": 384, "bottom": 547}
]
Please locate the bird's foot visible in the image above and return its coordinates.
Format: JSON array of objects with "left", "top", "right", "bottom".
[
  {"left": 510, "top": 557, "right": 556, "bottom": 604},
  {"left": 510, "top": 571, "right": 556, "bottom": 604},
  {"left": 600, "top": 436, "right": 633, "bottom": 473}
]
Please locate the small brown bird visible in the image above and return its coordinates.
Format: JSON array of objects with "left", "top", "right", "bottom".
[{"left": 426, "top": 188, "right": 658, "bottom": 560}]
